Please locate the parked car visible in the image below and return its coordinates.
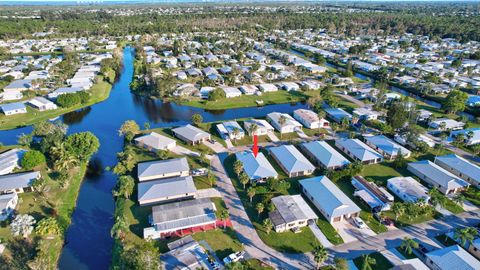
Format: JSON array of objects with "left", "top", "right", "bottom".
[
  {"left": 223, "top": 251, "right": 245, "bottom": 264},
  {"left": 382, "top": 217, "right": 394, "bottom": 227},
  {"left": 192, "top": 168, "right": 208, "bottom": 176},
  {"left": 353, "top": 217, "right": 366, "bottom": 229}
]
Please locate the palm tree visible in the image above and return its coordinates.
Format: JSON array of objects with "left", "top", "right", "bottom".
[
  {"left": 263, "top": 218, "right": 273, "bottom": 235},
  {"left": 247, "top": 187, "right": 256, "bottom": 203},
  {"left": 278, "top": 115, "right": 287, "bottom": 139},
  {"left": 453, "top": 194, "right": 465, "bottom": 207},
  {"left": 232, "top": 127, "right": 241, "bottom": 143},
  {"left": 400, "top": 237, "right": 419, "bottom": 255},
  {"left": 313, "top": 246, "right": 328, "bottom": 269},
  {"left": 360, "top": 254, "right": 376, "bottom": 270},
  {"left": 239, "top": 173, "right": 250, "bottom": 189},
  {"left": 113, "top": 175, "right": 135, "bottom": 199},
  {"left": 219, "top": 209, "right": 229, "bottom": 229},
  {"left": 249, "top": 123, "right": 259, "bottom": 139},
  {"left": 256, "top": 203, "right": 265, "bottom": 218},
  {"left": 110, "top": 216, "right": 129, "bottom": 242},
  {"left": 454, "top": 227, "right": 478, "bottom": 246},
  {"left": 233, "top": 160, "right": 243, "bottom": 176},
  {"left": 428, "top": 188, "right": 447, "bottom": 209},
  {"left": 392, "top": 203, "right": 405, "bottom": 221}
]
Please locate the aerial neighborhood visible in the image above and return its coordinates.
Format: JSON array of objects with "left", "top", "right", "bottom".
[{"left": 1, "top": 2, "right": 480, "bottom": 270}]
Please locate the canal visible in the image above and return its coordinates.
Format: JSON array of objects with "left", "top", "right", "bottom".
[{"left": 0, "top": 47, "right": 308, "bottom": 269}]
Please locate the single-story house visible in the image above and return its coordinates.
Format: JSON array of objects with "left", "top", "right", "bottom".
[
  {"left": 353, "top": 107, "right": 381, "bottom": 121},
  {"left": 216, "top": 121, "right": 245, "bottom": 140},
  {"left": 0, "top": 148, "right": 25, "bottom": 176},
  {"left": 47, "top": 87, "right": 83, "bottom": 99},
  {"left": 266, "top": 112, "right": 302, "bottom": 134},
  {"left": 293, "top": 109, "right": 329, "bottom": 129},
  {"left": 239, "top": 85, "right": 258, "bottom": 95},
  {"left": 407, "top": 160, "right": 470, "bottom": 195},
  {"left": 352, "top": 175, "right": 394, "bottom": 212},
  {"left": 0, "top": 102, "right": 27, "bottom": 116},
  {"left": 3, "top": 79, "right": 31, "bottom": 92},
  {"left": 0, "top": 192, "right": 18, "bottom": 221},
  {"left": 137, "top": 175, "right": 196, "bottom": 206},
  {"left": 243, "top": 119, "right": 274, "bottom": 136},
  {"left": 269, "top": 145, "right": 315, "bottom": 177},
  {"left": 0, "top": 171, "right": 40, "bottom": 194},
  {"left": 258, "top": 83, "right": 278, "bottom": 92},
  {"left": 425, "top": 245, "right": 480, "bottom": 270},
  {"left": 450, "top": 128, "right": 480, "bottom": 146},
  {"left": 143, "top": 198, "right": 217, "bottom": 239},
  {"left": 279, "top": 82, "right": 300, "bottom": 91},
  {"left": 387, "top": 176, "right": 430, "bottom": 204},
  {"left": 222, "top": 87, "right": 242, "bottom": 98},
  {"left": 172, "top": 124, "right": 211, "bottom": 145},
  {"left": 199, "top": 87, "right": 215, "bottom": 99},
  {"left": 434, "top": 154, "right": 480, "bottom": 188},
  {"left": 161, "top": 236, "right": 211, "bottom": 270},
  {"left": 429, "top": 118, "right": 465, "bottom": 131},
  {"left": 301, "top": 140, "right": 350, "bottom": 170},
  {"left": 235, "top": 151, "right": 277, "bottom": 182},
  {"left": 335, "top": 138, "right": 383, "bottom": 164},
  {"left": 134, "top": 132, "right": 176, "bottom": 151},
  {"left": 0, "top": 90, "right": 23, "bottom": 101},
  {"left": 300, "top": 176, "right": 361, "bottom": 223},
  {"left": 137, "top": 157, "right": 190, "bottom": 182},
  {"left": 27, "top": 97, "right": 57, "bottom": 111},
  {"left": 364, "top": 135, "right": 411, "bottom": 160},
  {"left": 324, "top": 108, "right": 352, "bottom": 123},
  {"left": 269, "top": 195, "right": 318, "bottom": 233}
]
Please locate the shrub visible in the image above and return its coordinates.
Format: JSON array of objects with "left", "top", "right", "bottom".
[
  {"left": 21, "top": 150, "right": 46, "bottom": 170},
  {"left": 57, "top": 93, "right": 81, "bottom": 107}
]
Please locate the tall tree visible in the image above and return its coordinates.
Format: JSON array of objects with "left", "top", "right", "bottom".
[
  {"left": 118, "top": 120, "right": 140, "bottom": 141},
  {"left": 313, "top": 246, "right": 328, "bottom": 269}
]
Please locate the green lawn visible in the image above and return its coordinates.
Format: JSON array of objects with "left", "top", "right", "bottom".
[
  {"left": 193, "top": 228, "right": 244, "bottom": 259},
  {"left": 0, "top": 78, "right": 112, "bottom": 130},
  {"left": 178, "top": 90, "right": 318, "bottom": 110},
  {"left": 316, "top": 216, "right": 344, "bottom": 245},
  {"left": 444, "top": 199, "right": 464, "bottom": 214},
  {"left": 223, "top": 154, "right": 323, "bottom": 253},
  {"left": 382, "top": 210, "right": 438, "bottom": 227},
  {"left": 463, "top": 187, "right": 480, "bottom": 207},
  {"left": 353, "top": 252, "right": 393, "bottom": 270}
]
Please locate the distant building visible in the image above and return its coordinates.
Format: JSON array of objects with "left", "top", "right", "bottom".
[
  {"left": 269, "top": 195, "right": 318, "bottom": 233},
  {"left": 267, "top": 112, "right": 302, "bottom": 134},
  {"left": 27, "top": 97, "right": 57, "bottom": 111},
  {"left": 143, "top": 198, "right": 217, "bottom": 239},
  {"left": 293, "top": 109, "right": 329, "bottom": 129},
  {"left": 0, "top": 171, "right": 40, "bottom": 194},
  {"left": 324, "top": 108, "right": 352, "bottom": 123},
  {"left": 300, "top": 176, "right": 361, "bottom": 223},
  {"left": 0, "top": 102, "right": 27, "bottom": 116},
  {"left": 429, "top": 118, "right": 465, "bottom": 131},
  {"left": 216, "top": 121, "right": 245, "bottom": 140},
  {"left": 243, "top": 119, "right": 275, "bottom": 136},
  {"left": 364, "top": 135, "right": 411, "bottom": 160}
]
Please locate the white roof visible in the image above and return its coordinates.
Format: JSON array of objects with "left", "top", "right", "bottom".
[
  {"left": 137, "top": 157, "right": 189, "bottom": 180},
  {"left": 269, "top": 145, "right": 315, "bottom": 173},
  {"left": 435, "top": 154, "right": 480, "bottom": 185},
  {"left": 300, "top": 176, "right": 361, "bottom": 219},
  {"left": 134, "top": 132, "right": 176, "bottom": 150},
  {"left": 235, "top": 151, "right": 277, "bottom": 180},
  {"left": 364, "top": 135, "right": 411, "bottom": 157},
  {"left": 426, "top": 245, "right": 480, "bottom": 270},
  {"left": 137, "top": 176, "right": 196, "bottom": 204},
  {"left": 336, "top": 138, "right": 383, "bottom": 162},
  {"left": 408, "top": 160, "right": 469, "bottom": 190},
  {"left": 267, "top": 112, "right": 302, "bottom": 129},
  {"left": 387, "top": 176, "right": 429, "bottom": 202},
  {"left": 302, "top": 141, "right": 350, "bottom": 168}
]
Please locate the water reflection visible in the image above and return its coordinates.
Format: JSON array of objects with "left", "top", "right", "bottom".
[
  {"left": 86, "top": 157, "right": 104, "bottom": 180},
  {"left": 63, "top": 107, "right": 92, "bottom": 125}
]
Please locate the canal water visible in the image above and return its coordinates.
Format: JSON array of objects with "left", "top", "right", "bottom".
[{"left": 0, "top": 47, "right": 308, "bottom": 269}]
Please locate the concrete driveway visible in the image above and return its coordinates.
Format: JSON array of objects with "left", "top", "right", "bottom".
[
  {"left": 335, "top": 219, "right": 376, "bottom": 243},
  {"left": 171, "top": 145, "right": 200, "bottom": 157},
  {"left": 203, "top": 140, "right": 228, "bottom": 153}
]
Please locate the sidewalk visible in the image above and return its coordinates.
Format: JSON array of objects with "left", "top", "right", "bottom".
[{"left": 308, "top": 221, "right": 333, "bottom": 248}]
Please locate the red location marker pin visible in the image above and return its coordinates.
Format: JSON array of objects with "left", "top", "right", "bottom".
[{"left": 252, "top": 135, "right": 259, "bottom": 157}]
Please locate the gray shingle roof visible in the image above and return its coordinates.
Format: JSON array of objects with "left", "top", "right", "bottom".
[
  {"left": 172, "top": 124, "right": 210, "bottom": 142},
  {"left": 0, "top": 149, "right": 24, "bottom": 175},
  {"left": 137, "top": 176, "right": 196, "bottom": 204},
  {"left": 302, "top": 141, "right": 350, "bottom": 168},
  {"left": 235, "top": 151, "right": 277, "bottom": 180},
  {"left": 269, "top": 145, "right": 315, "bottom": 173},
  {"left": 0, "top": 171, "right": 39, "bottom": 192},
  {"left": 137, "top": 157, "right": 189, "bottom": 180},
  {"left": 300, "top": 176, "right": 361, "bottom": 219}
]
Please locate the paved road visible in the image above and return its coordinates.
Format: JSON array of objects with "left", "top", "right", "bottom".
[
  {"left": 329, "top": 209, "right": 480, "bottom": 260},
  {"left": 210, "top": 154, "right": 315, "bottom": 270}
]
